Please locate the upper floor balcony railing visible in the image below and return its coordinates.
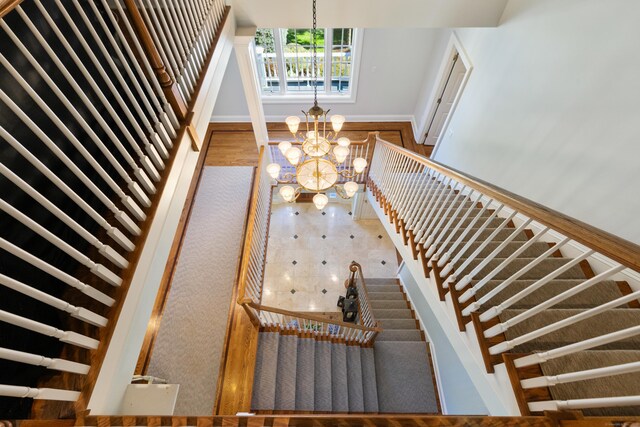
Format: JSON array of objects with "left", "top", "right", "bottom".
[{"left": 0, "top": 0, "right": 229, "bottom": 414}]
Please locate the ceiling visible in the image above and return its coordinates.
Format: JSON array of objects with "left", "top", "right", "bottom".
[{"left": 228, "top": 0, "right": 509, "bottom": 29}]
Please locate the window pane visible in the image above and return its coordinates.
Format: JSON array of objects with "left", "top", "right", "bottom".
[
  {"left": 254, "top": 27, "right": 355, "bottom": 96},
  {"left": 255, "top": 29, "right": 279, "bottom": 93},
  {"left": 282, "top": 28, "right": 325, "bottom": 92},
  {"left": 330, "top": 28, "right": 353, "bottom": 93}
]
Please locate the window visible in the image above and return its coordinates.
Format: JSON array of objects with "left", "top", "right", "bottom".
[{"left": 254, "top": 28, "right": 360, "bottom": 101}]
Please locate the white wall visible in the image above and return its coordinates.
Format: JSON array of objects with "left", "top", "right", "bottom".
[
  {"left": 432, "top": 0, "right": 640, "bottom": 244},
  {"left": 212, "top": 28, "right": 449, "bottom": 127}
]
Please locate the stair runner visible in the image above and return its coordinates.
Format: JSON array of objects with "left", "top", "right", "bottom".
[
  {"left": 436, "top": 195, "right": 640, "bottom": 416},
  {"left": 251, "top": 279, "right": 438, "bottom": 413}
]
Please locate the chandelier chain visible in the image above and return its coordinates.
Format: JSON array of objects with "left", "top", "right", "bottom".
[{"left": 312, "top": 0, "right": 318, "bottom": 107}]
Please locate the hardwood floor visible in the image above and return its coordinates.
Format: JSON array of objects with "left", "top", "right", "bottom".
[
  {"left": 205, "top": 123, "right": 260, "bottom": 166},
  {"left": 207, "top": 121, "right": 433, "bottom": 160}
]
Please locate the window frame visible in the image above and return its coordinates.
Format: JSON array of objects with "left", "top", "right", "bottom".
[{"left": 257, "top": 28, "right": 364, "bottom": 104}]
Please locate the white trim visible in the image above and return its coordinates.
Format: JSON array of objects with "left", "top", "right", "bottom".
[
  {"left": 416, "top": 32, "right": 472, "bottom": 157},
  {"left": 261, "top": 93, "right": 356, "bottom": 104},
  {"left": 397, "top": 273, "right": 448, "bottom": 414},
  {"left": 267, "top": 114, "right": 414, "bottom": 123},
  {"left": 235, "top": 27, "right": 270, "bottom": 146},
  {"left": 410, "top": 116, "right": 419, "bottom": 143},
  {"left": 210, "top": 114, "right": 416, "bottom": 124}
]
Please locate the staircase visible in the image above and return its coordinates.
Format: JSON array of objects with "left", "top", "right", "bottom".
[
  {"left": 368, "top": 137, "right": 640, "bottom": 417},
  {"left": 251, "top": 278, "right": 439, "bottom": 413},
  {"left": 444, "top": 214, "right": 640, "bottom": 416}
]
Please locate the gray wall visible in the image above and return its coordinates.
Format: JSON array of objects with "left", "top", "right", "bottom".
[
  {"left": 433, "top": 0, "right": 640, "bottom": 244},
  {"left": 211, "top": 29, "right": 449, "bottom": 124}
]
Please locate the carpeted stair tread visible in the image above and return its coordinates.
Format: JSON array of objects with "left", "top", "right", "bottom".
[
  {"left": 331, "top": 343, "right": 349, "bottom": 412},
  {"left": 499, "top": 309, "right": 640, "bottom": 353},
  {"left": 473, "top": 279, "right": 625, "bottom": 310},
  {"left": 346, "top": 346, "right": 365, "bottom": 412},
  {"left": 365, "top": 284, "right": 401, "bottom": 292},
  {"left": 444, "top": 241, "right": 552, "bottom": 260},
  {"left": 540, "top": 350, "right": 640, "bottom": 416},
  {"left": 365, "top": 278, "right": 400, "bottom": 286},
  {"left": 377, "top": 329, "right": 423, "bottom": 342},
  {"left": 371, "top": 299, "right": 408, "bottom": 309},
  {"left": 457, "top": 258, "right": 587, "bottom": 281},
  {"left": 360, "top": 348, "right": 379, "bottom": 412},
  {"left": 374, "top": 341, "right": 438, "bottom": 413},
  {"left": 314, "top": 341, "right": 333, "bottom": 411},
  {"left": 446, "top": 227, "right": 528, "bottom": 245},
  {"left": 251, "top": 332, "right": 279, "bottom": 410},
  {"left": 379, "top": 319, "right": 418, "bottom": 329},
  {"left": 368, "top": 291, "right": 406, "bottom": 301},
  {"left": 295, "top": 338, "right": 315, "bottom": 411},
  {"left": 371, "top": 308, "right": 414, "bottom": 319},
  {"left": 274, "top": 335, "right": 298, "bottom": 410}
]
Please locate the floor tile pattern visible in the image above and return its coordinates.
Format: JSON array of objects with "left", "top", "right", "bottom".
[{"left": 262, "top": 202, "right": 398, "bottom": 312}]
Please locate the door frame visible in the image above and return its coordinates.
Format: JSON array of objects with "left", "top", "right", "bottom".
[{"left": 418, "top": 33, "right": 472, "bottom": 158}]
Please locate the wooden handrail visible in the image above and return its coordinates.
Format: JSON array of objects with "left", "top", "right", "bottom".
[
  {"left": 122, "top": 0, "right": 188, "bottom": 119},
  {"left": 376, "top": 138, "right": 640, "bottom": 272},
  {"left": 247, "top": 302, "right": 381, "bottom": 333},
  {"left": 348, "top": 261, "right": 379, "bottom": 328},
  {"left": 236, "top": 147, "right": 265, "bottom": 305},
  {"left": 0, "top": 0, "right": 22, "bottom": 19},
  {"left": 267, "top": 132, "right": 378, "bottom": 146}
]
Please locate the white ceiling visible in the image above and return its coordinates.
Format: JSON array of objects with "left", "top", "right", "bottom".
[{"left": 228, "top": 0, "right": 509, "bottom": 28}]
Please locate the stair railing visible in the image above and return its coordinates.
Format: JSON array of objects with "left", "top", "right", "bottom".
[
  {"left": 347, "top": 261, "right": 379, "bottom": 332},
  {"left": 267, "top": 132, "right": 376, "bottom": 185},
  {"left": 246, "top": 302, "right": 381, "bottom": 345},
  {"left": 0, "top": 0, "right": 228, "bottom": 406},
  {"left": 368, "top": 136, "right": 640, "bottom": 414},
  {"left": 236, "top": 147, "right": 273, "bottom": 316}
]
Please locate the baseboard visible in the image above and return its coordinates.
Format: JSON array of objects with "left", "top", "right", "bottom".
[{"left": 210, "top": 114, "right": 418, "bottom": 124}]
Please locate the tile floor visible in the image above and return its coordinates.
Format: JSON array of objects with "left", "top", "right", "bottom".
[{"left": 262, "top": 200, "right": 398, "bottom": 312}]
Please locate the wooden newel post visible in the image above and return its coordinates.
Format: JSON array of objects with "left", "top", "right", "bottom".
[{"left": 122, "top": 0, "right": 188, "bottom": 120}]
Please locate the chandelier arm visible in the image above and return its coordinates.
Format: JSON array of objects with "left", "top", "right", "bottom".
[
  {"left": 334, "top": 184, "right": 350, "bottom": 200},
  {"left": 338, "top": 169, "right": 357, "bottom": 179},
  {"left": 276, "top": 172, "right": 296, "bottom": 184},
  {"left": 293, "top": 186, "right": 302, "bottom": 201}
]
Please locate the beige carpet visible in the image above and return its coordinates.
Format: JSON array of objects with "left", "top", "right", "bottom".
[{"left": 146, "top": 167, "right": 253, "bottom": 415}]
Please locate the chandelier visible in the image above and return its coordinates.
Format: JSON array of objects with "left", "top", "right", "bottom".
[{"left": 266, "top": 0, "right": 367, "bottom": 210}]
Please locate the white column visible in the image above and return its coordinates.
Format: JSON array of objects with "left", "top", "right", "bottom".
[{"left": 234, "top": 26, "right": 270, "bottom": 148}]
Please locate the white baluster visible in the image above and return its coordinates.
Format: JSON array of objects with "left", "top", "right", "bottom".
[
  {"left": 488, "top": 288, "right": 640, "bottom": 355},
  {"left": 0, "top": 95, "right": 145, "bottom": 227},
  {"left": 0, "top": 347, "right": 90, "bottom": 375},
  {"left": 0, "top": 125, "right": 138, "bottom": 246},
  {"left": 0, "top": 238, "right": 114, "bottom": 306},
  {"left": 0, "top": 385, "right": 80, "bottom": 401},
  {"left": 0, "top": 274, "right": 107, "bottom": 327},
  {"left": 0, "top": 310, "right": 99, "bottom": 350},
  {"left": 515, "top": 324, "right": 640, "bottom": 368},
  {"left": 0, "top": 199, "right": 122, "bottom": 287}
]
